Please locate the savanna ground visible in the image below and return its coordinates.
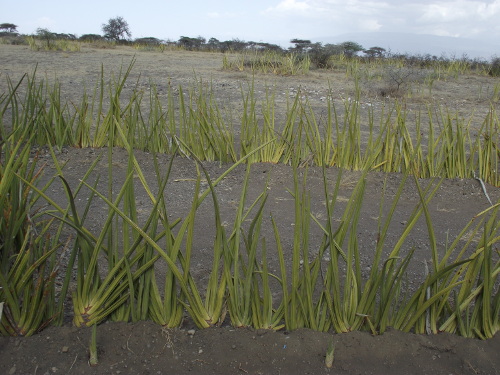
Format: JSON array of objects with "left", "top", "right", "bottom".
[{"left": 0, "top": 43, "right": 499, "bottom": 374}]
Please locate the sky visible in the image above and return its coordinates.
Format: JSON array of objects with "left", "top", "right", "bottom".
[{"left": 2, "top": 0, "right": 499, "bottom": 57}]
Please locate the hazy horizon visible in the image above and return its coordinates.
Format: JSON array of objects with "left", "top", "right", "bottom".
[{"left": 2, "top": 0, "right": 499, "bottom": 59}]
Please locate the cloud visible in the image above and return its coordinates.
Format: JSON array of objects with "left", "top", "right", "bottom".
[
  {"left": 360, "top": 19, "right": 383, "bottom": 31},
  {"left": 36, "top": 17, "right": 55, "bottom": 29},
  {"left": 266, "top": 0, "right": 389, "bottom": 15},
  {"left": 264, "top": 0, "right": 311, "bottom": 14},
  {"left": 419, "top": 1, "right": 481, "bottom": 22},
  {"left": 207, "top": 11, "right": 243, "bottom": 19},
  {"left": 477, "top": 0, "right": 500, "bottom": 17},
  {"left": 262, "top": 0, "right": 500, "bottom": 43},
  {"left": 264, "top": 0, "right": 391, "bottom": 25},
  {"left": 263, "top": 0, "right": 389, "bottom": 36},
  {"left": 414, "top": 0, "right": 500, "bottom": 39}
]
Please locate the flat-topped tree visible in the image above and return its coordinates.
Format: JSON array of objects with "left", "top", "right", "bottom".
[
  {"left": 290, "top": 38, "right": 312, "bottom": 53},
  {"left": 79, "top": 34, "right": 104, "bottom": 42},
  {"left": 340, "top": 41, "right": 364, "bottom": 57},
  {"left": 207, "top": 37, "right": 220, "bottom": 51},
  {"left": 0, "top": 23, "right": 18, "bottom": 33},
  {"left": 178, "top": 36, "right": 206, "bottom": 50},
  {"left": 364, "top": 46, "right": 386, "bottom": 59}
]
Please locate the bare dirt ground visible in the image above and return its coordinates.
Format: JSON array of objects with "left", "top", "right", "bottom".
[{"left": 0, "top": 44, "right": 499, "bottom": 375}]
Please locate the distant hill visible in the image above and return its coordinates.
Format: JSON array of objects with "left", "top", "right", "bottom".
[{"left": 313, "top": 32, "right": 498, "bottom": 60}]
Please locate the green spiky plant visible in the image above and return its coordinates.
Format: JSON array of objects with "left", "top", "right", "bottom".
[
  {"left": 1, "top": 57, "right": 499, "bottom": 344},
  {"left": 3, "top": 61, "right": 499, "bottom": 185},
  {"left": 0, "top": 127, "right": 61, "bottom": 336}
]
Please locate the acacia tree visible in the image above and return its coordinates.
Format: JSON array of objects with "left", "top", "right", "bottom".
[
  {"left": 364, "top": 46, "right": 386, "bottom": 59},
  {"left": 207, "top": 37, "right": 220, "bottom": 50},
  {"left": 0, "top": 23, "right": 18, "bottom": 33},
  {"left": 290, "top": 38, "right": 312, "bottom": 53},
  {"left": 178, "top": 36, "right": 206, "bottom": 50},
  {"left": 36, "top": 28, "right": 55, "bottom": 48},
  {"left": 340, "top": 41, "right": 364, "bottom": 57},
  {"left": 102, "top": 17, "right": 131, "bottom": 41},
  {"left": 79, "top": 34, "right": 104, "bottom": 42}
]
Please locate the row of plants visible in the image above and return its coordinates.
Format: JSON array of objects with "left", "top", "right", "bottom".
[
  {"left": 223, "top": 48, "right": 500, "bottom": 81},
  {"left": 222, "top": 50, "right": 311, "bottom": 75},
  {"left": 26, "top": 34, "right": 82, "bottom": 52},
  {"left": 2, "top": 61, "right": 499, "bottom": 186},
  {"left": 0, "top": 63, "right": 498, "bottom": 366},
  {"left": 0, "top": 105, "right": 498, "bottom": 344}
]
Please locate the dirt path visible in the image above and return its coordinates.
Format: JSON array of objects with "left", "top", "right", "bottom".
[{"left": 1, "top": 321, "right": 499, "bottom": 375}]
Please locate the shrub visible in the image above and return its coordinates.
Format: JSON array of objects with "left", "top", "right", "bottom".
[
  {"left": 79, "top": 34, "right": 104, "bottom": 42},
  {"left": 489, "top": 57, "right": 500, "bottom": 77},
  {"left": 367, "top": 65, "right": 428, "bottom": 97},
  {"left": 35, "top": 28, "right": 56, "bottom": 49},
  {"left": 307, "top": 43, "right": 343, "bottom": 69},
  {"left": 134, "top": 37, "right": 162, "bottom": 45},
  {"left": 0, "top": 33, "right": 27, "bottom": 45}
]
